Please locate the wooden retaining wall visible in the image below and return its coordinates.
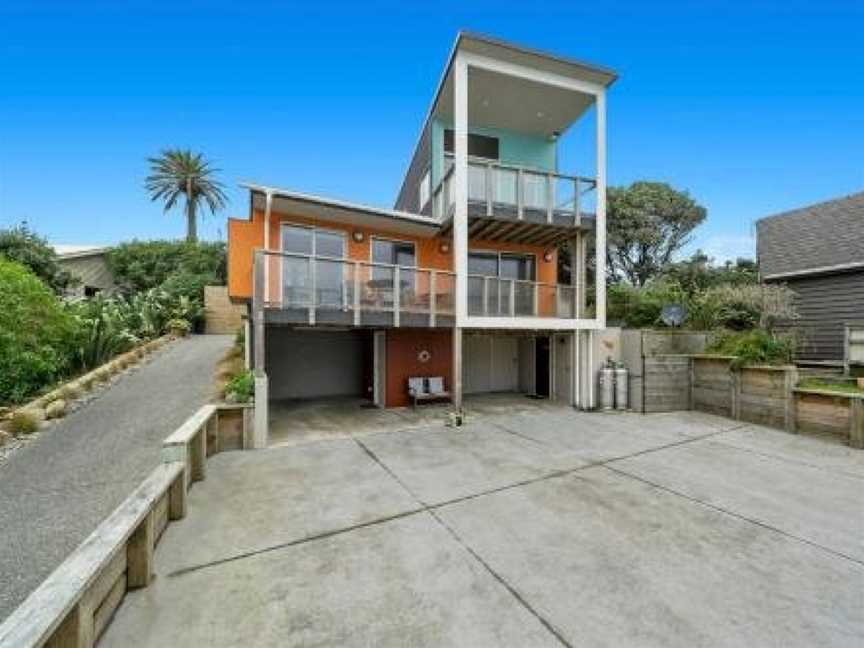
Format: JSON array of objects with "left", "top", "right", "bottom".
[
  {"left": 794, "top": 389, "right": 864, "bottom": 447},
  {"left": 0, "top": 403, "right": 253, "bottom": 648},
  {"left": 691, "top": 356, "right": 735, "bottom": 418},
  {"left": 643, "top": 356, "right": 692, "bottom": 413}
]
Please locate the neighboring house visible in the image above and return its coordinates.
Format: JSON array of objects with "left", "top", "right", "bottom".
[
  {"left": 756, "top": 191, "right": 864, "bottom": 363},
  {"left": 53, "top": 245, "right": 117, "bottom": 298},
  {"left": 228, "top": 32, "right": 617, "bottom": 445}
]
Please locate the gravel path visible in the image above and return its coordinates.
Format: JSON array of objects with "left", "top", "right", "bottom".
[{"left": 0, "top": 334, "right": 233, "bottom": 621}]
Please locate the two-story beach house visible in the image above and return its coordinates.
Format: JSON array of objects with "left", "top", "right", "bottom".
[{"left": 227, "top": 32, "right": 617, "bottom": 446}]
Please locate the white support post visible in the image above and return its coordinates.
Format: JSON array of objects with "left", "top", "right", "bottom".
[
  {"left": 516, "top": 168, "right": 524, "bottom": 220},
  {"left": 452, "top": 53, "right": 468, "bottom": 414},
  {"left": 594, "top": 90, "right": 607, "bottom": 327},
  {"left": 509, "top": 280, "right": 516, "bottom": 317},
  {"left": 485, "top": 163, "right": 493, "bottom": 216},
  {"left": 546, "top": 173, "right": 554, "bottom": 224},
  {"left": 573, "top": 330, "right": 582, "bottom": 409},
  {"left": 482, "top": 277, "right": 489, "bottom": 316}
]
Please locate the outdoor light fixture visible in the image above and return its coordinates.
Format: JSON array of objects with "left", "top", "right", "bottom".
[
  {"left": 352, "top": 231, "right": 365, "bottom": 243},
  {"left": 439, "top": 241, "right": 450, "bottom": 254},
  {"left": 544, "top": 250, "right": 554, "bottom": 262}
]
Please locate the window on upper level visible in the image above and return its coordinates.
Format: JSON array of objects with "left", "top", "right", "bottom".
[
  {"left": 443, "top": 130, "right": 499, "bottom": 160},
  {"left": 419, "top": 169, "right": 431, "bottom": 210}
]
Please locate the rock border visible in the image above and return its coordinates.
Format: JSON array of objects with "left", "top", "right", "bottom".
[{"left": 0, "top": 335, "right": 177, "bottom": 459}]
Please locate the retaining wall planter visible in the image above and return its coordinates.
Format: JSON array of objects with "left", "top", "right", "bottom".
[{"left": 794, "top": 389, "right": 864, "bottom": 448}]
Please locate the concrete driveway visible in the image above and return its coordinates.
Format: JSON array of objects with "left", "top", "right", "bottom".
[{"left": 101, "top": 408, "right": 864, "bottom": 647}]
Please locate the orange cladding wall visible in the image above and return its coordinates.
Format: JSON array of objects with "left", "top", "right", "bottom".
[
  {"left": 385, "top": 329, "right": 452, "bottom": 407},
  {"left": 227, "top": 208, "right": 559, "bottom": 301}
]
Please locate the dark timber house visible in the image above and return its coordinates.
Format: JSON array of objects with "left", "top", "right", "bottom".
[{"left": 756, "top": 191, "right": 864, "bottom": 363}]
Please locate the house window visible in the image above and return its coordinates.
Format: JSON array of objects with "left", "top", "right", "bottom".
[
  {"left": 467, "top": 251, "right": 536, "bottom": 316},
  {"left": 279, "top": 224, "right": 347, "bottom": 307},
  {"left": 444, "top": 130, "right": 500, "bottom": 160},
  {"left": 419, "top": 169, "right": 431, "bottom": 210},
  {"left": 371, "top": 238, "right": 417, "bottom": 306}
]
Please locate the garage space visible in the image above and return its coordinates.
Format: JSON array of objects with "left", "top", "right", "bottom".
[
  {"left": 265, "top": 328, "right": 372, "bottom": 401},
  {"left": 463, "top": 333, "right": 543, "bottom": 397}
]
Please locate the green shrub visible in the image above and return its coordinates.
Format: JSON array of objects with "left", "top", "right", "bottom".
[
  {"left": 0, "top": 260, "right": 77, "bottom": 404},
  {"left": 0, "top": 224, "right": 74, "bottom": 294},
  {"left": 106, "top": 240, "right": 225, "bottom": 298},
  {"left": 224, "top": 370, "right": 254, "bottom": 403},
  {"left": 607, "top": 280, "right": 687, "bottom": 328},
  {"left": 68, "top": 296, "right": 139, "bottom": 371},
  {"left": 707, "top": 329, "right": 796, "bottom": 369},
  {"left": 9, "top": 411, "right": 39, "bottom": 435},
  {"left": 166, "top": 318, "right": 192, "bottom": 336}
]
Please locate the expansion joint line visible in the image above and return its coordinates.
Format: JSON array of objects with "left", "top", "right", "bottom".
[{"left": 352, "top": 437, "right": 573, "bottom": 648}]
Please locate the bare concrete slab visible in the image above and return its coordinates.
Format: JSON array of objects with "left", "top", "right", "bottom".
[
  {"left": 360, "top": 420, "right": 588, "bottom": 505},
  {"left": 493, "top": 410, "right": 687, "bottom": 462},
  {"left": 436, "top": 466, "right": 864, "bottom": 647},
  {"left": 156, "top": 441, "right": 419, "bottom": 574},
  {"left": 100, "top": 514, "right": 561, "bottom": 648},
  {"left": 611, "top": 439, "right": 864, "bottom": 561},
  {"left": 713, "top": 423, "right": 864, "bottom": 479},
  {"left": 98, "top": 407, "right": 864, "bottom": 646}
]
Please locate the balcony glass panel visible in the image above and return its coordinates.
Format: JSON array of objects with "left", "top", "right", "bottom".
[
  {"left": 467, "top": 163, "right": 487, "bottom": 202},
  {"left": 523, "top": 172, "right": 547, "bottom": 210},
  {"left": 495, "top": 168, "right": 517, "bottom": 205}
]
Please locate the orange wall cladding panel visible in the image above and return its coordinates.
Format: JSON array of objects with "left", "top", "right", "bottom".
[
  {"left": 227, "top": 209, "right": 559, "bottom": 302},
  {"left": 385, "top": 329, "right": 452, "bottom": 407}
]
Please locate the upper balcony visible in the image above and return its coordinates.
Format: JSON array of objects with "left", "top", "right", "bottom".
[{"left": 431, "top": 153, "right": 596, "bottom": 246}]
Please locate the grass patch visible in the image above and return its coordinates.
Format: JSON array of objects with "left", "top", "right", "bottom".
[
  {"left": 9, "top": 411, "right": 39, "bottom": 435},
  {"left": 798, "top": 378, "right": 864, "bottom": 396}
]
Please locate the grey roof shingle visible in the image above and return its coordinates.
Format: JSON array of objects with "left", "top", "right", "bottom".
[{"left": 756, "top": 191, "right": 864, "bottom": 278}]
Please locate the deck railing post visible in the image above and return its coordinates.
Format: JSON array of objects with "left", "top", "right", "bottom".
[
  {"left": 482, "top": 276, "right": 490, "bottom": 316},
  {"left": 308, "top": 256, "right": 316, "bottom": 325},
  {"left": 393, "top": 265, "right": 401, "bottom": 327},
  {"left": 509, "top": 280, "right": 516, "bottom": 317},
  {"left": 517, "top": 168, "right": 524, "bottom": 220},
  {"left": 430, "top": 270, "right": 437, "bottom": 327},
  {"left": 353, "top": 262, "right": 361, "bottom": 326},
  {"left": 574, "top": 178, "right": 581, "bottom": 227},
  {"left": 546, "top": 173, "right": 554, "bottom": 224},
  {"left": 485, "top": 163, "right": 493, "bottom": 216}
]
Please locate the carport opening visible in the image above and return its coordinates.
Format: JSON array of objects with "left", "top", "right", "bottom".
[
  {"left": 265, "top": 327, "right": 374, "bottom": 406},
  {"left": 464, "top": 333, "right": 555, "bottom": 401}
]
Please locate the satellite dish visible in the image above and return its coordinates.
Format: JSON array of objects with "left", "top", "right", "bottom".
[{"left": 661, "top": 304, "right": 687, "bottom": 328}]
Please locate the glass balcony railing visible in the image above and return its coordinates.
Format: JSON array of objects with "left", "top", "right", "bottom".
[
  {"left": 254, "top": 251, "right": 589, "bottom": 326},
  {"left": 432, "top": 155, "right": 596, "bottom": 225},
  {"left": 466, "top": 275, "right": 579, "bottom": 319},
  {"left": 257, "top": 251, "right": 456, "bottom": 327}
]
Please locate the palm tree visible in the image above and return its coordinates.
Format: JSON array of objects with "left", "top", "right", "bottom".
[{"left": 145, "top": 149, "right": 228, "bottom": 243}]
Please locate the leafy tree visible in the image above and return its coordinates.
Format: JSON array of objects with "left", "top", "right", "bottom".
[
  {"left": 0, "top": 260, "right": 77, "bottom": 404},
  {"left": 0, "top": 223, "right": 74, "bottom": 293},
  {"left": 145, "top": 149, "right": 228, "bottom": 243},
  {"left": 660, "top": 250, "right": 757, "bottom": 296},
  {"left": 607, "top": 182, "right": 707, "bottom": 286},
  {"left": 106, "top": 240, "right": 226, "bottom": 298}
]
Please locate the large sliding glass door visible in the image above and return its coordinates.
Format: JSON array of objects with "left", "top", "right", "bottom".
[
  {"left": 280, "top": 225, "right": 346, "bottom": 307},
  {"left": 467, "top": 251, "right": 536, "bottom": 316}
]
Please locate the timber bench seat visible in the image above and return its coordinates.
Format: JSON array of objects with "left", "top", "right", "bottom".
[{"left": 408, "top": 377, "right": 451, "bottom": 408}]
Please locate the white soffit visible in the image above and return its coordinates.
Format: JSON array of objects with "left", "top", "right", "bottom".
[{"left": 435, "top": 67, "right": 595, "bottom": 136}]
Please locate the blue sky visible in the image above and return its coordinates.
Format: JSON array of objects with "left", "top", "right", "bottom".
[{"left": 1, "top": 1, "right": 862, "bottom": 262}]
